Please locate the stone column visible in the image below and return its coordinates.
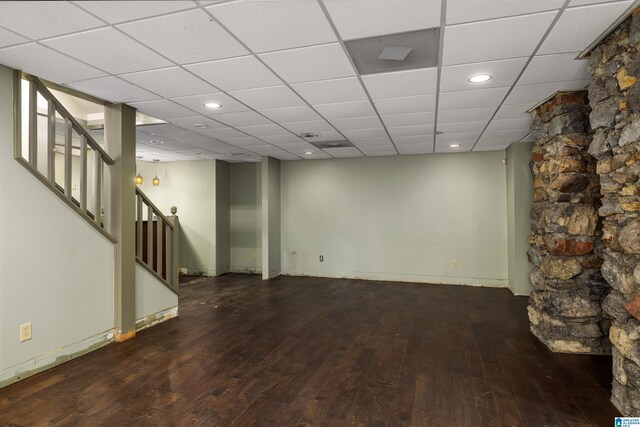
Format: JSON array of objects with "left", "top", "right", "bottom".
[
  {"left": 587, "top": 12, "right": 640, "bottom": 415},
  {"left": 527, "top": 91, "right": 610, "bottom": 355}
]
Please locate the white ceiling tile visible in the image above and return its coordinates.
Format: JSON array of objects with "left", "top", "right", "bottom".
[
  {"left": 68, "top": 76, "right": 159, "bottom": 103},
  {"left": 394, "top": 135, "right": 435, "bottom": 145},
  {"left": 388, "top": 125, "right": 435, "bottom": 137},
  {"left": 130, "top": 99, "right": 196, "bottom": 120},
  {"left": 341, "top": 128, "right": 387, "bottom": 139},
  {"left": 42, "top": 28, "right": 172, "bottom": 74},
  {"left": 260, "top": 134, "right": 306, "bottom": 145},
  {"left": 441, "top": 57, "right": 528, "bottom": 92},
  {"left": 373, "top": 94, "right": 436, "bottom": 115},
  {"left": 0, "top": 27, "right": 28, "bottom": 48},
  {"left": 437, "top": 106, "right": 496, "bottom": 123},
  {"left": 352, "top": 137, "right": 393, "bottom": 147},
  {"left": 259, "top": 106, "right": 322, "bottom": 123},
  {"left": 446, "top": 0, "right": 564, "bottom": 25},
  {"left": 482, "top": 129, "right": 529, "bottom": 142},
  {"left": 196, "top": 126, "right": 247, "bottom": 140},
  {"left": 0, "top": 43, "right": 107, "bottom": 83},
  {"left": 237, "top": 124, "right": 290, "bottom": 137},
  {"left": 221, "top": 136, "right": 268, "bottom": 147},
  {"left": 436, "top": 144, "right": 472, "bottom": 153},
  {"left": 169, "top": 116, "right": 228, "bottom": 131},
  {"left": 119, "top": 67, "right": 216, "bottom": 98},
  {"left": 208, "top": 110, "right": 272, "bottom": 127},
  {"left": 76, "top": 1, "right": 195, "bottom": 24},
  {"left": 228, "top": 85, "right": 305, "bottom": 110},
  {"left": 505, "top": 79, "right": 590, "bottom": 105},
  {"left": 329, "top": 116, "right": 383, "bottom": 131},
  {"left": 323, "top": 0, "right": 441, "bottom": 40},
  {"left": 486, "top": 117, "right": 532, "bottom": 131},
  {"left": 281, "top": 120, "right": 335, "bottom": 134},
  {"left": 118, "top": 9, "right": 248, "bottom": 64},
  {"left": 443, "top": 12, "right": 557, "bottom": 66},
  {"left": 208, "top": 0, "right": 336, "bottom": 52},
  {"left": 291, "top": 77, "right": 367, "bottom": 105},
  {"left": 313, "top": 100, "right": 376, "bottom": 119},
  {"left": 539, "top": 2, "right": 633, "bottom": 54},
  {"left": 494, "top": 103, "right": 533, "bottom": 120},
  {"left": 172, "top": 92, "right": 250, "bottom": 114},
  {"left": 324, "top": 147, "right": 363, "bottom": 158},
  {"left": 362, "top": 68, "right": 438, "bottom": 99},
  {"left": 259, "top": 43, "right": 355, "bottom": 84},
  {"left": 436, "top": 121, "right": 487, "bottom": 133},
  {"left": 381, "top": 112, "right": 435, "bottom": 127},
  {"left": 439, "top": 87, "right": 509, "bottom": 110},
  {"left": 397, "top": 144, "right": 434, "bottom": 155},
  {"left": 519, "top": 53, "right": 588, "bottom": 85},
  {"left": 185, "top": 55, "right": 281, "bottom": 91},
  {"left": 436, "top": 132, "right": 480, "bottom": 143},
  {"left": 570, "top": 0, "right": 628, "bottom": 5},
  {"left": 358, "top": 146, "right": 396, "bottom": 156},
  {"left": 296, "top": 150, "right": 332, "bottom": 159},
  {"left": 0, "top": 1, "right": 104, "bottom": 39}
]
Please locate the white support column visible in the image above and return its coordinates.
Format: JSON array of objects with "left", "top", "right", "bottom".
[{"left": 261, "top": 156, "right": 281, "bottom": 280}]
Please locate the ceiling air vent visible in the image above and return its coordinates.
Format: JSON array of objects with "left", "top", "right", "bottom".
[
  {"left": 308, "top": 140, "right": 355, "bottom": 149},
  {"left": 345, "top": 28, "right": 440, "bottom": 75}
]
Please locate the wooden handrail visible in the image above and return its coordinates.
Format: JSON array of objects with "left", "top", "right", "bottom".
[
  {"left": 23, "top": 74, "right": 115, "bottom": 165},
  {"left": 136, "top": 188, "right": 174, "bottom": 230}
]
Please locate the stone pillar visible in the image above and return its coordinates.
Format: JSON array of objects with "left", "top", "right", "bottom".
[
  {"left": 527, "top": 92, "right": 610, "bottom": 355},
  {"left": 587, "top": 12, "right": 640, "bottom": 415}
]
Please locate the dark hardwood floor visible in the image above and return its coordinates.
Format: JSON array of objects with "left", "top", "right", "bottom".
[{"left": 0, "top": 274, "right": 618, "bottom": 426}]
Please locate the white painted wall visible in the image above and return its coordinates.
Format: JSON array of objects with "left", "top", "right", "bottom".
[
  {"left": 0, "top": 66, "right": 115, "bottom": 383},
  {"left": 135, "top": 264, "right": 178, "bottom": 322},
  {"left": 280, "top": 152, "right": 509, "bottom": 286},
  {"left": 137, "top": 160, "right": 217, "bottom": 275},
  {"left": 506, "top": 141, "right": 534, "bottom": 295},
  {"left": 216, "top": 161, "right": 231, "bottom": 275},
  {"left": 230, "top": 162, "right": 261, "bottom": 273}
]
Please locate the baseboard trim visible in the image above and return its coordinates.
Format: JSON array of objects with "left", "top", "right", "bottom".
[
  {"left": 136, "top": 306, "right": 178, "bottom": 332},
  {"left": 0, "top": 329, "right": 114, "bottom": 389}
]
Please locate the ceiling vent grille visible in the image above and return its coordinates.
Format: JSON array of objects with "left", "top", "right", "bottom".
[
  {"left": 345, "top": 28, "right": 440, "bottom": 75},
  {"left": 308, "top": 140, "right": 354, "bottom": 149}
]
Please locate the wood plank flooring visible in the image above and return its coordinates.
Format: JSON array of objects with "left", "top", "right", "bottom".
[{"left": 0, "top": 274, "right": 619, "bottom": 426}]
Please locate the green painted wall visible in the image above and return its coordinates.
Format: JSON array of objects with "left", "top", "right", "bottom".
[
  {"left": 280, "top": 152, "right": 509, "bottom": 286},
  {"left": 230, "top": 162, "right": 261, "bottom": 273},
  {"left": 506, "top": 141, "right": 535, "bottom": 295}
]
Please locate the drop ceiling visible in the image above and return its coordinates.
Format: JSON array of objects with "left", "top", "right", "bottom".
[{"left": 0, "top": 0, "right": 635, "bottom": 162}]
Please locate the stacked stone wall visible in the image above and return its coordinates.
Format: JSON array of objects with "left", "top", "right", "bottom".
[
  {"left": 588, "top": 12, "right": 640, "bottom": 415},
  {"left": 527, "top": 92, "right": 610, "bottom": 355}
]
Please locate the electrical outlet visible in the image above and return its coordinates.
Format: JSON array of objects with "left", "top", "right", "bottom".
[
  {"left": 319, "top": 255, "right": 324, "bottom": 262},
  {"left": 451, "top": 259, "right": 459, "bottom": 268},
  {"left": 20, "top": 323, "right": 32, "bottom": 342},
  {"left": 250, "top": 251, "right": 256, "bottom": 259},
  {"left": 72, "top": 183, "right": 76, "bottom": 190}
]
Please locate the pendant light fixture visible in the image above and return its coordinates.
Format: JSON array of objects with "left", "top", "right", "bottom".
[
  {"left": 152, "top": 159, "right": 160, "bottom": 186},
  {"left": 135, "top": 156, "right": 143, "bottom": 185}
]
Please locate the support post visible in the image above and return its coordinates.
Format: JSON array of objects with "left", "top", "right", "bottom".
[
  {"left": 104, "top": 103, "right": 137, "bottom": 342},
  {"left": 169, "top": 206, "right": 180, "bottom": 290}
]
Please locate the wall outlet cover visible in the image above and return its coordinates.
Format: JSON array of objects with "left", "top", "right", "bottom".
[{"left": 20, "top": 322, "right": 32, "bottom": 342}]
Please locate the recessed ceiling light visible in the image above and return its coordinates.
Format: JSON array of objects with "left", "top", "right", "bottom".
[
  {"left": 449, "top": 144, "right": 461, "bottom": 148},
  {"left": 468, "top": 74, "right": 492, "bottom": 83},
  {"left": 304, "top": 151, "right": 313, "bottom": 155},
  {"left": 149, "top": 140, "right": 163, "bottom": 144},
  {"left": 194, "top": 123, "right": 208, "bottom": 129},
  {"left": 203, "top": 102, "right": 221, "bottom": 109}
]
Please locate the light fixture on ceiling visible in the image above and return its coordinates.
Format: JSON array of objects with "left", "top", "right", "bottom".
[
  {"left": 325, "top": 141, "right": 342, "bottom": 147},
  {"left": 449, "top": 144, "right": 461, "bottom": 148},
  {"left": 203, "top": 102, "right": 222, "bottom": 109},
  {"left": 149, "top": 139, "right": 163, "bottom": 144},
  {"left": 135, "top": 156, "right": 143, "bottom": 185},
  {"left": 194, "top": 123, "right": 208, "bottom": 129},
  {"left": 152, "top": 159, "right": 160, "bottom": 186},
  {"left": 468, "top": 74, "right": 492, "bottom": 83},
  {"left": 304, "top": 151, "right": 313, "bottom": 155}
]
